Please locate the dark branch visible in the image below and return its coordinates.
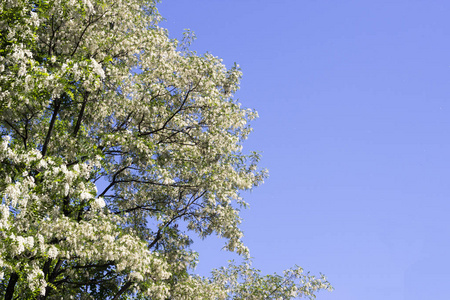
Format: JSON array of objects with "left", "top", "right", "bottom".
[
  {"left": 72, "top": 92, "right": 89, "bottom": 138},
  {"left": 5, "top": 272, "right": 19, "bottom": 300},
  {"left": 112, "top": 281, "right": 132, "bottom": 300},
  {"left": 138, "top": 88, "right": 193, "bottom": 137},
  {"left": 2, "top": 119, "right": 25, "bottom": 145},
  {"left": 98, "top": 165, "right": 130, "bottom": 198},
  {"left": 42, "top": 99, "right": 61, "bottom": 157},
  {"left": 70, "top": 262, "right": 115, "bottom": 270},
  {"left": 70, "top": 16, "right": 93, "bottom": 57}
]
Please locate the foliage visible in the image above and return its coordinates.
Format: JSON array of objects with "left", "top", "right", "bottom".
[{"left": 0, "top": 0, "right": 332, "bottom": 298}]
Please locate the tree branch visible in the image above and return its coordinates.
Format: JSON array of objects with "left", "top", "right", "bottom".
[
  {"left": 5, "top": 272, "right": 19, "bottom": 300},
  {"left": 111, "top": 281, "right": 132, "bottom": 300},
  {"left": 2, "top": 119, "right": 25, "bottom": 146},
  {"left": 138, "top": 88, "right": 193, "bottom": 137},
  {"left": 42, "top": 99, "right": 61, "bottom": 157},
  {"left": 72, "top": 92, "right": 89, "bottom": 138},
  {"left": 98, "top": 165, "right": 130, "bottom": 198}
]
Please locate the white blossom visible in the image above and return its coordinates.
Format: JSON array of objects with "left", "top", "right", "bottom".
[{"left": 47, "top": 246, "right": 58, "bottom": 259}]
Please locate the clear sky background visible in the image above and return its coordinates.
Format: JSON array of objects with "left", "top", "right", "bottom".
[{"left": 157, "top": 1, "right": 450, "bottom": 299}]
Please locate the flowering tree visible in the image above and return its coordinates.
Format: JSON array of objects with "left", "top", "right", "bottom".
[{"left": 0, "top": 0, "right": 332, "bottom": 299}]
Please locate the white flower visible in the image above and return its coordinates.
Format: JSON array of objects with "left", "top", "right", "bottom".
[
  {"left": 48, "top": 246, "right": 58, "bottom": 259},
  {"left": 64, "top": 183, "right": 70, "bottom": 196},
  {"left": 91, "top": 197, "right": 105, "bottom": 210},
  {"left": 80, "top": 191, "right": 92, "bottom": 200},
  {"left": 30, "top": 12, "right": 39, "bottom": 27},
  {"left": 91, "top": 58, "right": 105, "bottom": 79},
  {"left": 25, "top": 236, "right": 34, "bottom": 248},
  {"left": 13, "top": 236, "right": 25, "bottom": 254}
]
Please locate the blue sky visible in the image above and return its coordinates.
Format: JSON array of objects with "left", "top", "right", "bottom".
[{"left": 158, "top": 1, "right": 450, "bottom": 299}]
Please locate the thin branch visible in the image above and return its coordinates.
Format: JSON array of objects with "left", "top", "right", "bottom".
[
  {"left": 2, "top": 119, "right": 25, "bottom": 143},
  {"left": 54, "top": 274, "right": 120, "bottom": 287},
  {"left": 112, "top": 281, "right": 132, "bottom": 300},
  {"left": 48, "top": 15, "right": 55, "bottom": 56},
  {"left": 42, "top": 99, "right": 61, "bottom": 157},
  {"left": 138, "top": 88, "right": 193, "bottom": 137},
  {"left": 113, "top": 205, "right": 159, "bottom": 215},
  {"left": 112, "top": 111, "right": 134, "bottom": 133},
  {"left": 98, "top": 165, "right": 130, "bottom": 198},
  {"left": 72, "top": 92, "right": 89, "bottom": 138},
  {"left": 70, "top": 12, "right": 109, "bottom": 57},
  {"left": 112, "top": 178, "right": 195, "bottom": 189},
  {"left": 148, "top": 190, "right": 206, "bottom": 249},
  {"left": 70, "top": 16, "right": 93, "bottom": 57}
]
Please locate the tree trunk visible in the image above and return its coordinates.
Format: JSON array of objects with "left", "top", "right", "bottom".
[{"left": 5, "top": 272, "right": 19, "bottom": 300}]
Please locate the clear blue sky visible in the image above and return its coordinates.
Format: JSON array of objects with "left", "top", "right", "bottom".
[{"left": 158, "top": 1, "right": 450, "bottom": 299}]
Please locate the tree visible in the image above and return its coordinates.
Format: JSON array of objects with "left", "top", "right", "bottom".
[{"left": 0, "top": 0, "right": 332, "bottom": 299}]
